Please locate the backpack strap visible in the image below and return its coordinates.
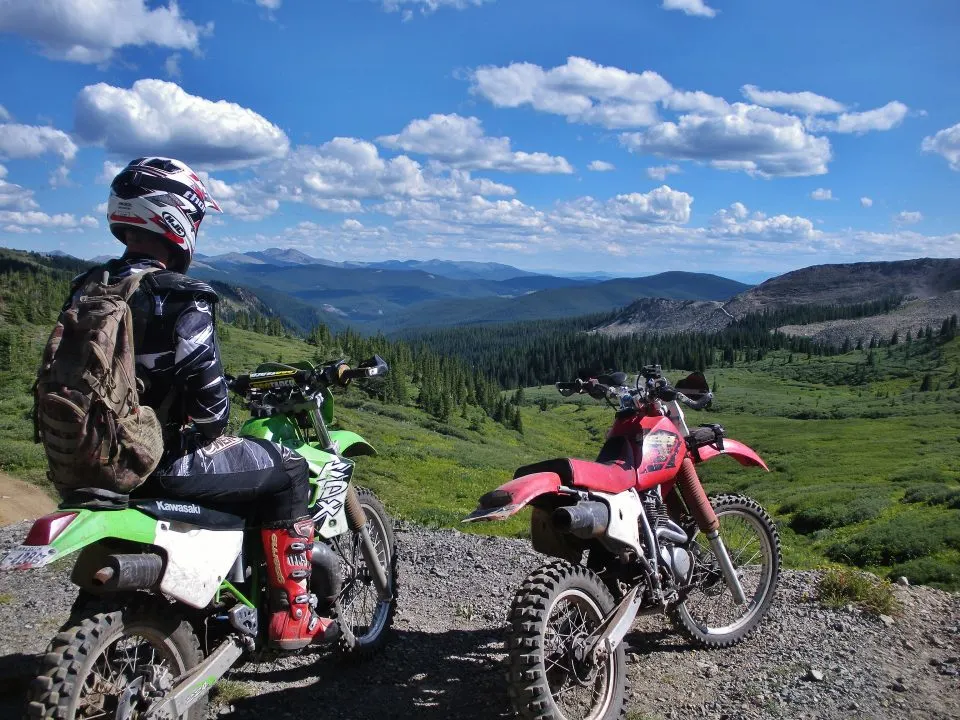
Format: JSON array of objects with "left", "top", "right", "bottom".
[{"left": 98, "top": 266, "right": 164, "bottom": 301}]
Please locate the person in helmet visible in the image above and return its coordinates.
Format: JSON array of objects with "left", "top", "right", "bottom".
[{"left": 66, "top": 157, "right": 332, "bottom": 650}]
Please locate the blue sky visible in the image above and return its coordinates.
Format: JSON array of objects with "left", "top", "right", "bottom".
[{"left": 0, "top": 0, "right": 957, "bottom": 280}]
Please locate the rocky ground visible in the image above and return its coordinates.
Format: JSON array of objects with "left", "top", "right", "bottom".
[{"left": 1, "top": 520, "right": 958, "bottom": 720}]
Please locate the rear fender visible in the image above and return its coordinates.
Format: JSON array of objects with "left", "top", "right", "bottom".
[
  {"left": 3, "top": 508, "right": 243, "bottom": 610},
  {"left": 2, "top": 508, "right": 158, "bottom": 570},
  {"left": 696, "top": 438, "right": 769, "bottom": 471},
  {"left": 463, "top": 472, "right": 563, "bottom": 522}
]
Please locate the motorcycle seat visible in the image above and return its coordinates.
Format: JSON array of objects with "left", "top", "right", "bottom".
[
  {"left": 515, "top": 457, "right": 636, "bottom": 494},
  {"left": 131, "top": 498, "right": 246, "bottom": 531}
]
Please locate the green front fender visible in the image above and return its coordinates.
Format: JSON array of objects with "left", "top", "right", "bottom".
[
  {"left": 329, "top": 430, "right": 376, "bottom": 457},
  {"left": 35, "top": 508, "right": 158, "bottom": 566}
]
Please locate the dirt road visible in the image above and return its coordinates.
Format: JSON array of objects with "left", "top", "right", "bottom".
[{"left": 0, "top": 473, "right": 56, "bottom": 526}]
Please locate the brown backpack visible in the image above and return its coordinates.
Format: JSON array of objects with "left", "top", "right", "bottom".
[{"left": 35, "top": 267, "right": 164, "bottom": 495}]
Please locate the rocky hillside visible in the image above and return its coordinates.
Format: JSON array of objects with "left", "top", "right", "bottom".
[
  {"left": 594, "top": 258, "right": 960, "bottom": 342},
  {"left": 0, "top": 521, "right": 957, "bottom": 720}
]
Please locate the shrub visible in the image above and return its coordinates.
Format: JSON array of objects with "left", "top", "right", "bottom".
[
  {"left": 887, "top": 467, "right": 953, "bottom": 484},
  {"left": 826, "top": 512, "right": 960, "bottom": 566},
  {"left": 790, "top": 496, "right": 890, "bottom": 535},
  {"left": 817, "top": 567, "right": 898, "bottom": 615},
  {"left": 888, "top": 556, "right": 960, "bottom": 591},
  {"left": 902, "top": 484, "right": 960, "bottom": 509}
]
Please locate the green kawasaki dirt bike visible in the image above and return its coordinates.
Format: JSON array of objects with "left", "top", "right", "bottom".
[{"left": 3, "top": 356, "right": 397, "bottom": 720}]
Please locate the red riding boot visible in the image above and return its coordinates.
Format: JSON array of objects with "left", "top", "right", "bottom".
[{"left": 261, "top": 517, "right": 336, "bottom": 650}]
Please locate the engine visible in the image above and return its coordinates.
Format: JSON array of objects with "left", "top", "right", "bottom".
[{"left": 643, "top": 492, "right": 695, "bottom": 586}]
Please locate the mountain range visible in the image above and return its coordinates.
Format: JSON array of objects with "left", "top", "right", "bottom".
[
  {"left": 594, "top": 258, "right": 960, "bottom": 343},
  {"left": 175, "top": 249, "right": 751, "bottom": 332},
  {"left": 72, "top": 248, "right": 960, "bottom": 342}
]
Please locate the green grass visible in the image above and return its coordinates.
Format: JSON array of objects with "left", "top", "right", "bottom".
[
  {"left": 817, "top": 567, "right": 899, "bottom": 616},
  {"left": 210, "top": 679, "right": 252, "bottom": 707}
]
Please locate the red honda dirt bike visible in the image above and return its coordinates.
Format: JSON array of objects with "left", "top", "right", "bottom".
[{"left": 466, "top": 365, "right": 780, "bottom": 720}]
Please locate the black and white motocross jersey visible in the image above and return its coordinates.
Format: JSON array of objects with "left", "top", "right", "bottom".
[{"left": 68, "top": 255, "right": 230, "bottom": 445}]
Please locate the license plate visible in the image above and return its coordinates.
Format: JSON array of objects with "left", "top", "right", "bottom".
[{"left": 0, "top": 544, "right": 57, "bottom": 570}]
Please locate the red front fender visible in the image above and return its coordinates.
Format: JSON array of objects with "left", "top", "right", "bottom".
[
  {"left": 696, "top": 438, "right": 769, "bottom": 471},
  {"left": 463, "top": 472, "right": 563, "bottom": 522}
]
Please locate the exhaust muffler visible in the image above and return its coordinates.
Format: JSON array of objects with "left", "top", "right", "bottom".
[
  {"left": 93, "top": 553, "right": 164, "bottom": 591},
  {"left": 552, "top": 501, "right": 610, "bottom": 539}
]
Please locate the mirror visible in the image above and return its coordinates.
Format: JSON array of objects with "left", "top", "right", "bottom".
[
  {"left": 597, "top": 371, "right": 627, "bottom": 386},
  {"left": 675, "top": 372, "right": 710, "bottom": 398}
]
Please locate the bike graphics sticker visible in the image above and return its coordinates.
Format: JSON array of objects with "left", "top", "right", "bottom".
[
  {"left": 641, "top": 429, "right": 681, "bottom": 473},
  {"left": 310, "top": 459, "right": 354, "bottom": 524}
]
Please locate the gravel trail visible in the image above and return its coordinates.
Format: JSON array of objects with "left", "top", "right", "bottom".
[{"left": 1, "top": 521, "right": 957, "bottom": 720}]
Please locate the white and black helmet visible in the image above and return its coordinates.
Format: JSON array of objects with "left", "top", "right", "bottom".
[{"left": 107, "top": 157, "right": 221, "bottom": 272}]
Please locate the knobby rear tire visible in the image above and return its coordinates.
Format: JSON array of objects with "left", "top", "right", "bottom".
[
  {"left": 670, "top": 493, "right": 781, "bottom": 649},
  {"left": 507, "top": 560, "right": 627, "bottom": 720},
  {"left": 25, "top": 597, "right": 204, "bottom": 720}
]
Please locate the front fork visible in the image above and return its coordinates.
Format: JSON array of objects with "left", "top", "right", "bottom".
[{"left": 345, "top": 485, "right": 392, "bottom": 602}]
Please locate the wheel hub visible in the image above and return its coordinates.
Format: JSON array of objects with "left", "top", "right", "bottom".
[
  {"left": 112, "top": 665, "right": 173, "bottom": 720},
  {"left": 567, "top": 633, "right": 601, "bottom": 687}
]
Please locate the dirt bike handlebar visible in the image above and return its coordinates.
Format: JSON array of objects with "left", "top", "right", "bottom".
[
  {"left": 228, "top": 355, "right": 389, "bottom": 395},
  {"left": 557, "top": 376, "right": 713, "bottom": 410}
]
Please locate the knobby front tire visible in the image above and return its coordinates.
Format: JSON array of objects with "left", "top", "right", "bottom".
[
  {"left": 334, "top": 487, "right": 398, "bottom": 660},
  {"left": 670, "top": 493, "right": 781, "bottom": 649}
]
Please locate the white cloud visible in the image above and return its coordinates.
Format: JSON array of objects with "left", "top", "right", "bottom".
[
  {"left": 588, "top": 160, "right": 615, "bottom": 172},
  {"left": 860, "top": 196, "right": 873, "bottom": 208},
  {"left": 0, "top": 123, "right": 77, "bottom": 161},
  {"left": 0, "top": 210, "right": 97, "bottom": 229},
  {"left": 278, "top": 138, "right": 515, "bottom": 203},
  {"left": 380, "top": 0, "right": 490, "bottom": 16},
  {"left": 646, "top": 164, "right": 681, "bottom": 180},
  {"left": 621, "top": 104, "right": 831, "bottom": 177},
  {"left": 472, "top": 56, "right": 672, "bottom": 129},
  {"left": 921, "top": 122, "right": 960, "bottom": 171},
  {"left": 807, "top": 101, "right": 908, "bottom": 134},
  {"left": 96, "top": 160, "right": 125, "bottom": 184},
  {"left": 661, "top": 0, "right": 717, "bottom": 18},
  {"left": 204, "top": 137, "right": 518, "bottom": 222},
  {"left": 711, "top": 202, "right": 817, "bottom": 242},
  {"left": 199, "top": 173, "right": 280, "bottom": 222},
  {"left": 342, "top": 218, "right": 364, "bottom": 231},
  {"left": 164, "top": 53, "right": 181, "bottom": 78},
  {"left": 0, "top": 0, "right": 211, "bottom": 64},
  {"left": 0, "top": 164, "right": 39, "bottom": 211},
  {"left": 893, "top": 210, "right": 922, "bottom": 225},
  {"left": 550, "top": 186, "right": 694, "bottom": 239},
  {"left": 49, "top": 165, "right": 71, "bottom": 187},
  {"left": 95, "top": 201, "right": 108, "bottom": 214},
  {"left": 0, "top": 105, "right": 10, "bottom": 122},
  {"left": 810, "top": 188, "right": 833, "bottom": 201},
  {"left": 609, "top": 185, "right": 693, "bottom": 224},
  {"left": 74, "top": 79, "right": 289, "bottom": 169},
  {"left": 378, "top": 114, "right": 572, "bottom": 174},
  {"left": 741, "top": 85, "right": 846, "bottom": 115},
  {"left": 471, "top": 57, "right": 908, "bottom": 178},
  {"left": 256, "top": 0, "right": 282, "bottom": 8}
]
